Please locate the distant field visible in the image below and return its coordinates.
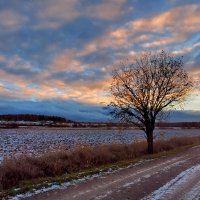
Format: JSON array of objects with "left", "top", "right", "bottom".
[{"left": 0, "top": 127, "right": 200, "bottom": 161}]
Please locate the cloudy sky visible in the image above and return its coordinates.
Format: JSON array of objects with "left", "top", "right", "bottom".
[{"left": 0, "top": 0, "right": 199, "bottom": 121}]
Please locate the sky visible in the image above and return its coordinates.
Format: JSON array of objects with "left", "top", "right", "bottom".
[{"left": 0, "top": 0, "right": 200, "bottom": 122}]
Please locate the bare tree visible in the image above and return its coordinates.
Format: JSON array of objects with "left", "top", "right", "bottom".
[{"left": 109, "top": 50, "right": 193, "bottom": 154}]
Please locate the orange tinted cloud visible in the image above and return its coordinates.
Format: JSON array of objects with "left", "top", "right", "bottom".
[
  {"left": 131, "top": 5, "right": 200, "bottom": 33},
  {"left": 49, "top": 49, "right": 84, "bottom": 73},
  {"left": 132, "top": 4, "right": 200, "bottom": 47},
  {"left": 78, "top": 4, "right": 200, "bottom": 52},
  {"left": 173, "top": 42, "right": 200, "bottom": 55}
]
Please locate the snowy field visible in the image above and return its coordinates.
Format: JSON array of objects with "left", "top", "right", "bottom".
[{"left": 0, "top": 127, "right": 200, "bottom": 161}]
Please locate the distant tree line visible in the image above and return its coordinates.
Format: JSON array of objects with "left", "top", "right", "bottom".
[
  {"left": 0, "top": 114, "right": 68, "bottom": 122},
  {"left": 156, "top": 122, "right": 200, "bottom": 128}
]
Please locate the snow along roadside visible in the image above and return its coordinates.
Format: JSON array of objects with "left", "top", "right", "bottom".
[
  {"left": 9, "top": 160, "right": 150, "bottom": 200},
  {"left": 143, "top": 164, "right": 200, "bottom": 200}
]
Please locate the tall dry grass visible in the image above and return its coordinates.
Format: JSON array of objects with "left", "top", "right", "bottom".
[{"left": 0, "top": 136, "right": 200, "bottom": 190}]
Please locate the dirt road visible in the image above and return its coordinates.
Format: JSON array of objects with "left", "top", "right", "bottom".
[{"left": 25, "top": 146, "right": 200, "bottom": 200}]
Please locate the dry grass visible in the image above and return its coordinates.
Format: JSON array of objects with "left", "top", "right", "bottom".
[{"left": 1, "top": 136, "right": 200, "bottom": 190}]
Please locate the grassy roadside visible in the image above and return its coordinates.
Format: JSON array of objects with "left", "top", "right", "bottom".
[{"left": 1, "top": 136, "right": 200, "bottom": 199}]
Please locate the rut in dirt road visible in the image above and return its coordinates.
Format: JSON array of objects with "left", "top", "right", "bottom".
[{"left": 25, "top": 146, "right": 200, "bottom": 200}]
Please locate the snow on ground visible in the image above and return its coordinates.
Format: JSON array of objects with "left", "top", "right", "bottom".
[
  {"left": 183, "top": 181, "right": 200, "bottom": 200},
  {"left": 95, "top": 190, "right": 113, "bottom": 200},
  {"left": 9, "top": 173, "right": 104, "bottom": 200},
  {"left": 6, "top": 150, "right": 200, "bottom": 200},
  {"left": 9, "top": 162, "right": 134, "bottom": 200},
  {"left": 9, "top": 159, "right": 151, "bottom": 200},
  {"left": 143, "top": 164, "right": 200, "bottom": 200},
  {"left": 0, "top": 127, "right": 200, "bottom": 161}
]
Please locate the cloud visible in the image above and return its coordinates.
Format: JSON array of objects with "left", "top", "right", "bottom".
[
  {"left": 0, "top": 10, "right": 28, "bottom": 32},
  {"left": 0, "top": 51, "right": 112, "bottom": 105},
  {"left": 0, "top": 100, "right": 109, "bottom": 121},
  {"left": 168, "top": 110, "right": 200, "bottom": 122},
  {"left": 34, "top": 0, "right": 127, "bottom": 29},
  {"left": 66, "top": 77, "right": 111, "bottom": 104},
  {"left": 131, "top": 4, "right": 200, "bottom": 33},
  {"left": 76, "top": 28, "right": 129, "bottom": 58},
  {"left": 173, "top": 43, "right": 200, "bottom": 55},
  {"left": 91, "top": 4, "right": 200, "bottom": 51},
  {"left": 0, "top": 99, "right": 199, "bottom": 122},
  {"left": 49, "top": 49, "right": 83, "bottom": 73},
  {"left": 85, "top": 0, "right": 127, "bottom": 20},
  {"left": 172, "top": 41, "right": 200, "bottom": 71},
  {"left": 76, "top": 4, "right": 200, "bottom": 53},
  {"left": 0, "top": 74, "right": 111, "bottom": 106},
  {"left": 35, "top": 0, "right": 79, "bottom": 29},
  {"left": 0, "top": 55, "right": 6, "bottom": 62},
  {"left": 131, "top": 4, "right": 200, "bottom": 47},
  {"left": 142, "top": 37, "right": 175, "bottom": 48},
  {"left": 0, "top": 0, "right": 199, "bottom": 121},
  {"left": 0, "top": 54, "right": 40, "bottom": 76}
]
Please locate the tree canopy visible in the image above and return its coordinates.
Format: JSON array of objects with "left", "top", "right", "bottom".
[{"left": 109, "top": 50, "right": 193, "bottom": 153}]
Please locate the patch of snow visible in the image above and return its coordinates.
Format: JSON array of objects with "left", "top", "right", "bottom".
[
  {"left": 9, "top": 169, "right": 112, "bottom": 200},
  {"left": 143, "top": 164, "right": 200, "bottom": 200},
  {"left": 191, "top": 144, "right": 200, "bottom": 149},
  {"left": 183, "top": 181, "right": 200, "bottom": 200},
  {"left": 123, "top": 178, "right": 141, "bottom": 188},
  {"left": 8, "top": 158, "right": 154, "bottom": 200},
  {"left": 8, "top": 153, "right": 193, "bottom": 199},
  {"left": 95, "top": 190, "right": 113, "bottom": 200},
  {"left": 10, "top": 184, "right": 61, "bottom": 200},
  {"left": 143, "top": 174, "right": 151, "bottom": 179},
  {"left": 1, "top": 127, "right": 200, "bottom": 163}
]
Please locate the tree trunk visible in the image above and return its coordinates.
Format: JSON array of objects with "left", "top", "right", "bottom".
[{"left": 147, "top": 132, "right": 153, "bottom": 154}]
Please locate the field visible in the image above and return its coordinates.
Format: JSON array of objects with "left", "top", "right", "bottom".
[{"left": 0, "top": 127, "right": 200, "bottom": 161}]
